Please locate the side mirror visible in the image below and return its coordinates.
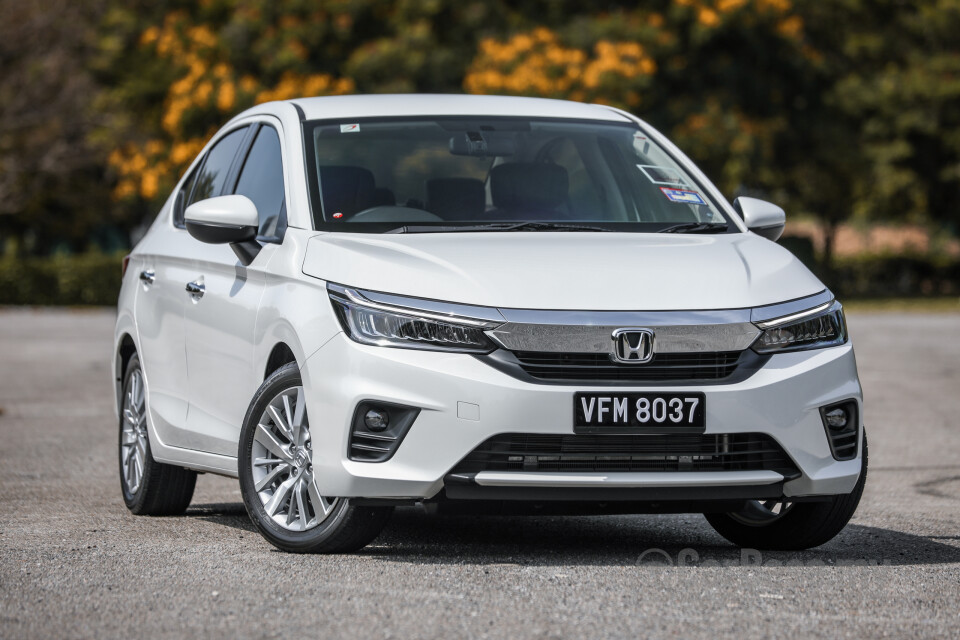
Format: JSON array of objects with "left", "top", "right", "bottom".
[
  {"left": 733, "top": 196, "right": 785, "bottom": 242},
  {"left": 185, "top": 195, "right": 261, "bottom": 265}
]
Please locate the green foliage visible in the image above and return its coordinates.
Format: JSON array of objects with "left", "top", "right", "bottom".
[
  {"left": 831, "top": 253, "right": 960, "bottom": 298},
  {"left": 0, "top": 0, "right": 957, "bottom": 281},
  {"left": 826, "top": 0, "right": 960, "bottom": 231},
  {"left": 0, "top": 252, "right": 124, "bottom": 306}
]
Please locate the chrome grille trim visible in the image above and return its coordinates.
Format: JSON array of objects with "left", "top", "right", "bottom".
[
  {"left": 487, "top": 321, "right": 760, "bottom": 354},
  {"left": 337, "top": 287, "right": 834, "bottom": 355},
  {"left": 496, "top": 307, "right": 752, "bottom": 325}
]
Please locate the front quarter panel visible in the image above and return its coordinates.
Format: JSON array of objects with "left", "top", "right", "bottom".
[{"left": 253, "top": 228, "right": 340, "bottom": 382}]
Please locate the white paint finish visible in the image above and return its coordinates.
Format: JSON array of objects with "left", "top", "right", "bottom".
[
  {"left": 113, "top": 258, "right": 140, "bottom": 417},
  {"left": 457, "top": 401, "right": 480, "bottom": 421},
  {"left": 182, "top": 240, "right": 272, "bottom": 456},
  {"left": 303, "top": 333, "right": 862, "bottom": 498},
  {"left": 473, "top": 470, "right": 784, "bottom": 487},
  {"left": 252, "top": 228, "right": 341, "bottom": 374},
  {"left": 281, "top": 93, "right": 634, "bottom": 123},
  {"left": 301, "top": 232, "right": 823, "bottom": 310},
  {"left": 184, "top": 194, "right": 259, "bottom": 227},
  {"left": 735, "top": 196, "right": 787, "bottom": 241},
  {"left": 131, "top": 212, "right": 192, "bottom": 450}
]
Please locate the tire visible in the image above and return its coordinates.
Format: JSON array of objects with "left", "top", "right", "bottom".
[
  {"left": 704, "top": 433, "right": 868, "bottom": 550},
  {"left": 238, "top": 362, "right": 392, "bottom": 553},
  {"left": 119, "top": 353, "right": 197, "bottom": 515}
]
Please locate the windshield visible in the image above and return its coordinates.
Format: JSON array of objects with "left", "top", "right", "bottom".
[{"left": 304, "top": 117, "right": 733, "bottom": 233}]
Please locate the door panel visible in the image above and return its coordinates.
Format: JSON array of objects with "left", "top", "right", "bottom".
[
  {"left": 181, "top": 122, "right": 286, "bottom": 456},
  {"left": 137, "top": 123, "right": 253, "bottom": 453},
  {"left": 134, "top": 239, "right": 192, "bottom": 449},
  {"left": 183, "top": 243, "right": 270, "bottom": 455}
]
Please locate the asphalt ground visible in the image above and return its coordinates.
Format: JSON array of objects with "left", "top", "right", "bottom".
[{"left": 1, "top": 308, "right": 959, "bottom": 639}]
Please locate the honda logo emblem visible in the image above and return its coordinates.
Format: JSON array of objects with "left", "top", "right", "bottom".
[{"left": 611, "top": 328, "right": 654, "bottom": 363}]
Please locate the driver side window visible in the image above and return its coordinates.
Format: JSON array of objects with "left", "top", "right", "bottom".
[
  {"left": 233, "top": 125, "right": 286, "bottom": 241},
  {"left": 174, "top": 126, "right": 249, "bottom": 227}
]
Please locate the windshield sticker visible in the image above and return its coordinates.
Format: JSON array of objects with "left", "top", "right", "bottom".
[
  {"left": 633, "top": 134, "right": 650, "bottom": 156},
  {"left": 340, "top": 123, "right": 360, "bottom": 133},
  {"left": 638, "top": 165, "right": 686, "bottom": 186},
  {"left": 660, "top": 187, "right": 707, "bottom": 205}
]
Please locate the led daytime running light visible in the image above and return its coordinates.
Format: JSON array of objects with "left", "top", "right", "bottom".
[
  {"left": 753, "top": 301, "right": 847, "bottom": 354},
  {"left": 329, "top": 288, "right": 498, "bottom": 353}
]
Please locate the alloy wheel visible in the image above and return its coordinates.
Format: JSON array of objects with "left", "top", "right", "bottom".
[
  {"left": 729, "top": 499, "right": 795, "bottom": 526},
  {"left": 120, "top": 369, "right": 148, "bottom": 494},
  {"left": 250, "top": 386, "right": 338, "bottom": 532}
]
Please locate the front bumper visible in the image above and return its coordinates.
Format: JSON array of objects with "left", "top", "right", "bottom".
[{"left": 301, "top": 332, "right": 863, "bottom": 501}]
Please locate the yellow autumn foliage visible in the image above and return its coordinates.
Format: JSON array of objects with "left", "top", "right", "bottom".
[
  {"left": 109, "top": 10, "right": 355, "bottom": 202},
  {"left": 111, "top": 0, "right": 806, "bottom": 203},
  {"left": 465, "top": 29, "right": 656, "bottom": 108}
]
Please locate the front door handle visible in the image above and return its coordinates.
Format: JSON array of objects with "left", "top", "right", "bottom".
[
  {"left": 185, "top": 281, "right": 205, "bottom": 297},
  {"left": 139, "top": 270, "right": 155, "bottom": 285}
]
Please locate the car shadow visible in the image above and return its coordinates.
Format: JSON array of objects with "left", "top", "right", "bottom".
[
  {"left": 188, "top": 502, "right": 256, "bottom": 532},
  {"left": 186, "top": 503, "right": 960, "bottom": 567}
]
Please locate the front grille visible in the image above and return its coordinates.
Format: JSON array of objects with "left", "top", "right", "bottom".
[
  {"left": 512, "top": 350, "right": 742, "bottom": 382},
  {"left": 451, "top": 433, "right": 799, "bottom": 476}
]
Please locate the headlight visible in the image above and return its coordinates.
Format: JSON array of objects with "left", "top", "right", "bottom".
[
  {"left": 328, "top": 285, "right": 500, "bottom": 353},
  {"left": 752, "top": 300, "right": 847, "bottom": 354}
]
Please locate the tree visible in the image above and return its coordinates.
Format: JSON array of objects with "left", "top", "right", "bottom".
[
  {"left": 0, "top": 0, "right": 115, "bottom": 254},
  {"left": 1, "top": 0, "right": 957, "bottom": 259},
  {"left": 823, "top": 0, "right": 960, "bottom": 233}
]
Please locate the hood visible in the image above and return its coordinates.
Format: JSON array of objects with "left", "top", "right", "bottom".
[{"left": 301, "top": 232, "right": 824, "bottom": 311}]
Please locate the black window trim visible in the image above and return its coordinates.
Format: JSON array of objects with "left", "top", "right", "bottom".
[
  {"left": 172, "top": 123, "right": 254, "bottom": 230},
  {"left": 171, "top": 165, "right": 196, "bottom": 229},
  {"left": 229, "top": 122, "right": 289, "bottom": 245}
]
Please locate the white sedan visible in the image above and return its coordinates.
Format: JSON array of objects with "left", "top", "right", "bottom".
[{"left": 114, "top": 94, "right": 866, "bottom": 553}]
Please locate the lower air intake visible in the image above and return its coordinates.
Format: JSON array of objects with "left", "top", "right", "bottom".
[{"left": 450, "top": 432, "right": 799, "bottom": 477}]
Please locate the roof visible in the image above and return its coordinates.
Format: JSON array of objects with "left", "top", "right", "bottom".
[{"left": 286, "top": 93, "right": 633, "bottom": 122}]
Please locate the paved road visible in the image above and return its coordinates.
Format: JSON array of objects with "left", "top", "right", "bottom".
[{"left": 1, "top": 308, "right": 959, "bottom": 639}]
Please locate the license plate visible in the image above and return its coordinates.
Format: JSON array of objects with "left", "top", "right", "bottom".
[{"left": 574, "top": 392, "right": 706, "bottom": 434}]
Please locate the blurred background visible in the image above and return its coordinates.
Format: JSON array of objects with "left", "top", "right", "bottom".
[{"left": 0, "top": 0, "right": 957, "bottom": 307}]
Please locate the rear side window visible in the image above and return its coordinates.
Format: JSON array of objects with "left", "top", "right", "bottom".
[
  {"left": 187, "top": 126, "right": 248, "bottom": 207},
  {"left": 234, "top": 125, "right": 286, "bottom": 240}
]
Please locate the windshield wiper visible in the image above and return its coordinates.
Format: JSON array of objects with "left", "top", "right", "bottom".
[
  {"left": 386, "top": 221, "right": 612, "bottom": 234},
  {"left": 658, "top": 222, "right": 729, "bottom": 234}
]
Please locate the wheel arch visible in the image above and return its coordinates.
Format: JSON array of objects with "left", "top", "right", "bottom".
[
  {"left": 256, "top": 316, "right": 311, "bottom": 382},
  {"left": 264, "top": 341, "right": 297, "bottom": 379},
  {"left": 115, "top": 332, "right": 138, "bottom": 414}
]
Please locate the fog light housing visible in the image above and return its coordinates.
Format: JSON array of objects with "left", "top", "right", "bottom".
[
  {"left": 819, "top": 400, "right": 859, "bottom": 461},
  {"left": 349, "top": 401, "right": 420, "bottom": 463},
  {"left": 364, "top": 409, "right": 389, "bottom": 432}
]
